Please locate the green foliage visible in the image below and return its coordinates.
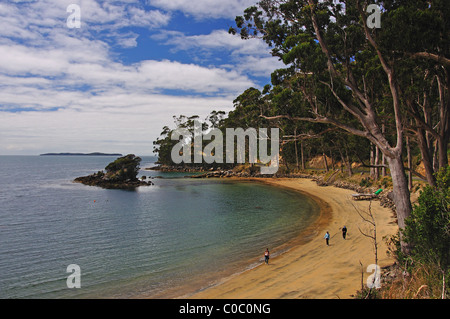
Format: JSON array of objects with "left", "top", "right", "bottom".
[
  {"left": 153, "top": 111, "right": 231, "bottom": 168},
  {"left": 105, "top": 154, "right": 142, "bottom": 182},
  {"left": 363, "top": 168, "right": 449, "bottom": 299},
  {"left": 153, "top": 126, "right": 178, "bottom": 166},
  {"left": 403, "top": 167, "right": 450, "bottom": 270},
  {"left": 359, "top": 177, "right": 373, "bottom": 188},
  {"left": 378, "top": 176, "right": 393, "bottom": 189}
]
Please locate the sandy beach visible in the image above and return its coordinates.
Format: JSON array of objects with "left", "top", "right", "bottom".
[{"left": 190, "top": 178, "right": 398, "bottom": 299}]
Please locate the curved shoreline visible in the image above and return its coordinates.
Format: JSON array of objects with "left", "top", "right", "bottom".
[
  {"left": 243, "top": 177, "right": 333, "bottom": 257},
  {"left": 140, "top": 177, "right": 324, "bottom": 300},
  {"left": 188, "top": 177, "right": 398, "bottom": 299}
]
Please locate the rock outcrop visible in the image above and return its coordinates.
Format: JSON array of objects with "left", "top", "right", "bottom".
[{"left": 74, "top": 154, "right": 153, "bottom": 189}]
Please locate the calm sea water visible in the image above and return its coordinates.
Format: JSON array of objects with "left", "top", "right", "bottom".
[{"left": 0, "top": 156, "right": 319, "bottom": 299}]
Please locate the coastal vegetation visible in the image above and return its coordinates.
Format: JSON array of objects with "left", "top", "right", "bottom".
[
  {"left": 357, "top": 167, "right": 449, "bottom": 299},
  {"left": 153, "top": 0, "right": 449, "bottom": 298}
]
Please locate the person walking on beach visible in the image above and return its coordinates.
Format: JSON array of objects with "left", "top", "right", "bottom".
[
  {"left": 342, "top": 226, "right": 348, "bottom": 240},
  {"left": 324, "top": 232, "right": 330, "bottom": 246},
  {"left": 264, "top": 248, "right": 270, "bottom": 264}
]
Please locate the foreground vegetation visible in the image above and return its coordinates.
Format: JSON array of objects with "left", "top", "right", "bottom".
[{"left": 356, "top": 167, "right": 449, "bottom": 299}]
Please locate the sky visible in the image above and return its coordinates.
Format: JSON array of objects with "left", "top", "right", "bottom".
[{"left": 0, "top": 0, "right": 284, "bottom": 156}]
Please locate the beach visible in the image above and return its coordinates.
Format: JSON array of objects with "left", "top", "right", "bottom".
[{"left": 190, "top": 178, "right": 398, "bottom": 299}]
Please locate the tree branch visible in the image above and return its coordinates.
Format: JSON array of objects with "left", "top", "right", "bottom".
[
  {"left": 410, "top": 52, "right": 450, "bottom": 68},
  {"left": 355, "top": 152, "right": 389, "bottom": 170},
  {"left": 282, "top": 127, "right": 338, "bottom": 142},
  {"left": 357, "top": 2, "right": 404, "bottom": 153},
  {"left": 260, "top": 114, "right": 373, "bottom": 141},
  {"left": 355, "top": 152, "right": 427, "bottom": 181}
]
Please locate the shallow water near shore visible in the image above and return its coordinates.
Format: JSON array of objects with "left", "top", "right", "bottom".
[{"left": 0, "top": 156, "right": 319, "bottom": 299}]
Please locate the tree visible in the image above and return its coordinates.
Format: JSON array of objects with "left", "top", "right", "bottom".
[
  {"left": 230, "top": 0, "right": 450, "bottom": 252},
  {"left": 207, "top": 110, "right": 227, "bottom": 129},
  {"left": 153, "top": 126, "right": 178, "bottom": 166},
  {"left": 153, "top": 111, "right": 229, "bottom": 168},
  {"left": 383, "top": 0, "right": 450, "bottom": 186},
  {"left": 105, "top": 154, "right": 142, "bottom": 182}
]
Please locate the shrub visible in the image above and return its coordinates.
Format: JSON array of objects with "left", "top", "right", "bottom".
[
  {"left": 360, "top": 177, "right": 373, "bottom": 188},
  {"left": 105, "top": 154, "right": 142, "bottom": 181},
  {"left": 403, "top": 167, "right": 450, "bottom": 271}
]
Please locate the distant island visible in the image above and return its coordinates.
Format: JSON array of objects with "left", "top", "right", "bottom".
[{"left": 40, "top": 152, "right": 123, "bottom": 156}]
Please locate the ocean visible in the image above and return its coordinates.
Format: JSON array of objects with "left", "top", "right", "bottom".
[{"left": 0, "top": 156, "right": 319, "bottom": 299}]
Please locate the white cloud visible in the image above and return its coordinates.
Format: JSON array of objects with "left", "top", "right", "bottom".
[
  {"left": 237, "top": 55, "right": 284, "bottom": 78},
  {"left": 0, "top": 0, "right": 171, "bottom": 47},
  {"left": 0, "top": 94, "right": 234, "bottom": 155},
  {"left": 0, "top": 43, "right": 255, "bottom": 96},
  {"left": 148, "top": 0, "right": 257, "bottom": 19},
  {"left": 155, "top": 29, "right": 284, "bottom": 77},
  {"left": 160, "top": 30, "right": 264, "bottom": 52},
  {"left": 134, "top": 60, "right": 254, "bottom": 93},
  {"left": 0, "top": 0, "right": 270, "bottom": 155}
]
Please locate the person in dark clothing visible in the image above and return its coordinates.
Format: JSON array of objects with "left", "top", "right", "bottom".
[{"left": 342, "top": 226, "right": 348, "bottom": 239}]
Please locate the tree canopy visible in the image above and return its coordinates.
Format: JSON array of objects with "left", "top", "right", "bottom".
[{"left": 105, "top": 154, "right": 142, "bottom": 182}]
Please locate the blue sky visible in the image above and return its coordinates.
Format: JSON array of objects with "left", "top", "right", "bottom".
[{"left": 0, "top": 0, "right": 283, "bottom": 155}]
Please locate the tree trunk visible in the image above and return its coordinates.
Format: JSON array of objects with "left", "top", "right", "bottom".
[
  {"left": 386, "top": 155, "right": 412, "bottom": 253},
  {"left": 323, "top": 152, "right": 329, "bottom": 172},
  {"left": 330, "top": 150, "right": 335, "bottom": 170},
  {"left": 381, "top": 124, "right": 387, "bottom": 177},
  {"left": 433, "top": 140, "right": 440, "bottom": 173},
  {"left": 344, "top": 147, "right": 352, "bottom": 177},
  {"left": 406, "top": 136, "right": 413, "bottom": 190},
  {"left": 370, "top": 144, "right": 375, "bottom": 179},
  {"left": 294, "top": 128, "right": 299, "bottom": 169},
  {"left": 437, "top": 72, "right": 449, "bottom": 169},
  {"left": 438, "top": 135, "right": 449, "bottom": 169},
  {"left": 375, "top": 146, "right": 380, "bottom": 181},
  {"left": 416, "top": 127, "right": 437, "bottom": 186},
  {"left": 337, "top": 147, "right": 345, "bottom": 174},
  {"left": 301, "top": 141, "right": 305, "bottom": 170}
]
